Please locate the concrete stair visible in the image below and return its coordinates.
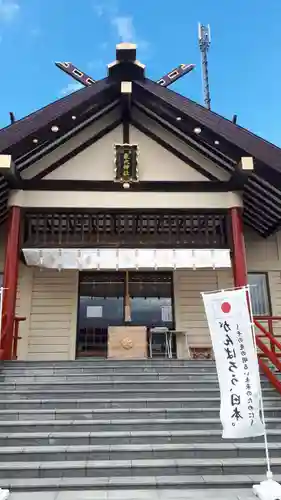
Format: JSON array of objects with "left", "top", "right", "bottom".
[{"left": 0, "top": 359, "right": 280, "bottom": 493}]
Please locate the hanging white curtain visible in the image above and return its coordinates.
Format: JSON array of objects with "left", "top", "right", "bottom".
[{"left": 22, "top": 248, "right": 231, "bottom": 270}]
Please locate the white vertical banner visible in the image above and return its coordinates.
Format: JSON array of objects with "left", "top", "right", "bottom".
[{"left": 202, "top": 287, "right": 265, "bottom": 439}]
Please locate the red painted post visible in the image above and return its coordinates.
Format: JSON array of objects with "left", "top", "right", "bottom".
[
  {"left": 1, "top": 206, "right": 21, "bottom": 360},
  {"left": 229, "top": 207, "right": 248, "bottom": 288}
]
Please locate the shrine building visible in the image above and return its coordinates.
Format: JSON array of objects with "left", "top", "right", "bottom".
[{"left": 0, "top": 43, "right": 280, "bottom": 362}]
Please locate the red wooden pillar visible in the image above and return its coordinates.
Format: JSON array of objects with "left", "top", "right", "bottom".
[
  {"left": 1, "top": 205, "right": 21, "bottom": 360},
  {"left": 229, "top": 206, "right": 248, "bottom": 288}
]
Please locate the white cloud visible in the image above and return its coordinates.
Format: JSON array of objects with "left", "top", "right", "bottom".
[
  {"left": 111, "top": 16, "right": 134, "bottom": 42},
  {"left": 92, "top": 0, "right": 118, "bottom": 19},
  {"left": 92, "top": 1, "right": 150, "bottom": 57},
  {"left": 0, "top": 0, "right": 19, "bottom": 22},
  {"left": 93, "top": 3, "right": 104, "bottom": 17},
  {"left": 59, "top": 82, "right": 83, "bottom": 97}
]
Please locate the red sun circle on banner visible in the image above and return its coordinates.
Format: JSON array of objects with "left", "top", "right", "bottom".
[{"left": 221, "top": 302, "right": 231, "bottom": 314}]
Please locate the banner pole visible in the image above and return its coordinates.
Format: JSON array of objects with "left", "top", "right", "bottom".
[
  {"left": 247, "top": 283, "right": 281, "bottom": 499},
  {"left": 245, "top": 285, "right": 272, "bottom": 478}
]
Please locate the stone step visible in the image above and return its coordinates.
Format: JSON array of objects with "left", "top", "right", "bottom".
[
  {"left": 2, "top": 360, "right": 216, "bottom": 367},
  {"left": 0, "top": 417, "right": 280, "bottom": 434},
  {"left": 0, "top": 359, "right": 216, "bottom": 374},
  {"left": 2, "top": 373, "right": 223, "bottom": 383},
  {"left": 0, "top": 488, "right": 260, "bottom": 499},
  {"left": 0, "top": 406, "right": 280, "bottom": 421},
  {"left": 0, "top": 380, "right": 272, "bottom": 392},
  {"left": 1, "top": 366, "right": 219, "bottom": 375},
  {"left": 0, "top": 359, "right": 278, "bottom": 495},
  {"left": 1, "top": 429, "right": 280, "bottom": 447},
  {"left": 0, "top": 387, "right": 275, "bottom": 400},
  {"left": 0, "top": 396, "right": 279, "bottom": 410},
  {"left": 0, "top": 457, "right": 277, "bottom": 480},
  {"left": 0, "top": 442, "right": 279, "bottom": 462},
  {"left": 1, "top": 365, "right": 218, "bottom": 376},
  {"left": 1, "top": 473, "right": 278, "bottom": 492}
]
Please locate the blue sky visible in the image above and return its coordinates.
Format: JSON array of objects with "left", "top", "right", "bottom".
[{"left": 0, "top": 0, "right": 280, "bottom": 145}]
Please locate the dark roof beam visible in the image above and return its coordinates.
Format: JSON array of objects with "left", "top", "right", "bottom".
[
  {"left": 243, "top": 199, "right": 278, "bottom": 224},
  {"left": 251, "top": 172, "right": 281, "bottom": 197},
  {"left": 243, "top": 213, "right": 269, "bottom": 234},
  {"left": 0, "top": 80, "right": 118, "bottom": 158},
  {"left": 262, "top": 220, "right": 281, "bottom": 239},
  {"left": 16, "top": 99, "right": 120, "bottom": 172},
  {"left": 243, "top": 204, "right": 275, "bottom": 228},
  {"left": 0, "top": 155, "right": 21, "bottom": 188},
  {"left": 133, "top": 102, "right": 235, "bottom": 174},
  {"left": 19, "top": 179, "right": 246, "bottom": 192},
  {"left": 134, "top": 85, "right": 238, "bottom": 163},
  {"left": 131, "top": 119, "right": 220, "bottom": 182},
  {"left": 13, "top": 87, "right": 118, "bottom": 162},
  {"left": 135, "top": 81, "right": 281, "bottom": 189},
  {"left": 0, "top": 210, "right": 9, "bottom": 226},
  {"left": 245, "top": 185, "right": 281, "bottom": 215},
  {"left": 0, "top": 187, "right": 10, "bottom": 202},
  {"left": 15, "top": 140, "right": 50, "bottom": 167},
  {"left": 30, "top": 118, "right": 122, "bottom": 182},
  {"left": 136, "top": 80, "right": 281, "bottom": 173},
  {"left": 121, "top": 82, "right": 132, "bottom": 143},
  {"left": 247, "top": 178, "right": 281, "bottom": 210}
]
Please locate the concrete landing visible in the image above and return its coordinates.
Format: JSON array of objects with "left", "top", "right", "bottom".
[{"left": 9, "top": 489, "right": 256, "bottom": 500}]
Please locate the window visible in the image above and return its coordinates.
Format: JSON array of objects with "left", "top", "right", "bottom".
[
  {"left": 248, "top": 273, "right": 271, "bottom": 316},
  {"left": 129, "top": 272, "right": 174, "bottom": 328}
]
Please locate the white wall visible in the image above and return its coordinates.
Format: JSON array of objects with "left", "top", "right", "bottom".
[
  {"left": 24, "top": 269, "right": 78, "bottom": 361},
  {"left": 174, "top": 269, "right": 233, "bottom": 358},
  {"left": 174, "top": 228, "right": 281, "bottom": 358}
]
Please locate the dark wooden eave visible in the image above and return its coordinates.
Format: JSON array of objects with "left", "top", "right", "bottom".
[
  {"left": 0, "top": 79, "right": 119, "bottom": 159},
  {"left": 134, "top": 79, "right": 281, "bottom": 186},
  {"left": 18, "top": 179, "right": 241, "bottom": 192},
  {"left": 0, "top": 73, "right": 280, "bottom": 237},
  {"left": 132, "top": 79, "right": 281, "bottom": 237}
]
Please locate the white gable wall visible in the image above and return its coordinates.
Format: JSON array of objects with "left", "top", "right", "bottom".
[
  {"left": 44, "top": 124, "right": 209, "bottom": 182},
  {"left": 22, "top": 111, "right": 230, "bottom": 183}
]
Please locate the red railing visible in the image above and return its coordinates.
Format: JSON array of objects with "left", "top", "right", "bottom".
[
  {"left": 0, "top": 314, "right": 26, "bottom": 360},
  {"left": 254, "top": 316, "right": 281, "bottom": 394}
]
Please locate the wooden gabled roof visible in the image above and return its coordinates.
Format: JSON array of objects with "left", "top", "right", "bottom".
[
  {"left": 134, "top": 79, "right": 281, "bottom": 186},
  {"left": 132, "top": 79, "right": 281, "bottom": 236},
  {"left": 0, "top": 55, "right": 280, "bottom": 237},
  {"left": 0, "top": 79, "right": 118, "bottom": 159}
]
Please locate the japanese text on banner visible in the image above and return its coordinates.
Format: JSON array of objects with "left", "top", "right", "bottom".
[{"left": 202, "top": 288, "right": 264, "bottom": 439}]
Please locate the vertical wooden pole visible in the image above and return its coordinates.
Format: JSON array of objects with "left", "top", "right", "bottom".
[
  {"left": 229, "top": 206, "right": 248, "bottom": 287},
  {"left": 1, "top": 206, "right": 21, "bottom": 360},
  {"left": 124, "top": 271, "right": 131, "bottom": 322}
]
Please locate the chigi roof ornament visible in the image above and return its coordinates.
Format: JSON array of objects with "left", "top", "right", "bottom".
[{"left": 55, "top": 43, "right": 195, "bottom": 88}]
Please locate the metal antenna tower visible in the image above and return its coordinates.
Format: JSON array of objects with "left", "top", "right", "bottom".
[{"left": 198, "top": 23, "right": 211, "bottom": 109}]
